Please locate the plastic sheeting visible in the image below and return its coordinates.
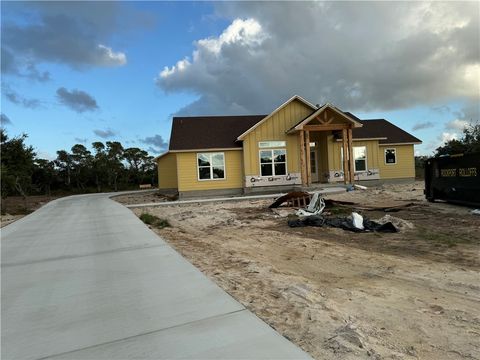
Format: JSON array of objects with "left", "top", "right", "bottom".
[
  {"left": 296, "top": 192, "right": 325, "bottom": 217},
  {"left": 288, "top": 214, "right": 398, "bottom": 233}
]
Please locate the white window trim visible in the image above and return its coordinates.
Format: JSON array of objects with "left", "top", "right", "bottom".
[
  {"left": 259, "top": 148, "right": 288, "bottom": 177},
  {"left": 258, "top": 141, "right": 287, "bottom": 148},
  {"left": 197, "top": 152, "right": 226, "bottom": 181},
  {"left": 384, "top": 148, "right": 397, "bottom": 165},
  {"left": 353, "top": 146, "right": 367, "bottom": 173},
  {"left": 340, "top": 146, "right": 368, "bottom": 172}
]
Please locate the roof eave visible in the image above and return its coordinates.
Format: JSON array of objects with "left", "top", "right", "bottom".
[
  {"left": 154, "top": 151, "right": 170, "bottom": 161},
  {"left": 379, "top": 141, "right": 423, "bottom": 146},
  {"left": 335, "top": 137, "right": 388, "bottom": 142},
  {"left": 168, "top": 147, "right": 243, "bottom": 153}
]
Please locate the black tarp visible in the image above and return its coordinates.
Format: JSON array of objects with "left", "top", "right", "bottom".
[{"left": 288, "top": 215, "right": 398, "bottom": 233}]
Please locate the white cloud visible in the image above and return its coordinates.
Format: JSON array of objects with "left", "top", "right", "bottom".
[
  {"left": 158, "top": 18, "right": 267, "bottom": 81},
  {"left": 97, "top": 45, "right": 127, "bottom": 66},
  {"left": 156, "top": 2, "right": 479, "bottom": 117},
  {"left": 196, "top": 18, "right": 267, "bottom": 55},
  {"left": 441, "top": 132, "right": 458, "bottom": 143},
  {"left": 445, "top": 119, "right": 469, "bottom": 131},
  {"left": 160, "top": 58, "right": 191, "bottom": 79}
]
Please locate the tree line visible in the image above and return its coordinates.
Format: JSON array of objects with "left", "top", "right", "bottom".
[
  {"left": 1, "top": 129, "right": 158, "bottom": 202},
  {"left": 415, "top": 122, "right": 479, "bottom": 177}
]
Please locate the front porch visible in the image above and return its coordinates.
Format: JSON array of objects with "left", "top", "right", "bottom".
[{"left": 287, "top": 104, "right": 363, "bottom": 186}]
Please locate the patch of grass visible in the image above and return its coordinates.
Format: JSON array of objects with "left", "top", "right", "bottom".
[
  {"left": 415, "top": 226, "right": 465, "bottom": 247},
  {"left": 139, "top": 213, "right": 171, "bottom": 229},
  {"left": 139, "top": 213, "right": 156, "bottom": 225}
]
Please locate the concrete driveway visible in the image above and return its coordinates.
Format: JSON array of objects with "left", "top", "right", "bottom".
[{"left": 1, "top": 193, "right": 310, "bottom": 360}]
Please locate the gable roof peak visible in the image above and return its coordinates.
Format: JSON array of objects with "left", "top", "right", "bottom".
[{"left": 236, "top": 94, "right": 317, "bottom": 140}]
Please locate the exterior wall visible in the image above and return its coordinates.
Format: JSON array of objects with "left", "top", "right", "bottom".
[
  {"left": 378, "top": 144, "right": 415, "bottom": 179},
  {"left": 157, "top": 153, "right": 178, "bottom": 190},
  {"left": 327, "top": 139, "right": 380, "bottom": 182},
  {"left": 242, "top": 99, "right": 313, "bottom": 187},
  {"left": 176, "top": 150, "right": 244, "bottom": 192}
]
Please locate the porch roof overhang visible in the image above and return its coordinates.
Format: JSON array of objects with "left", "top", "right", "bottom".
[
  {"left": 335, "top": 137, "right": 388, "bottom": 142},
  {"left": 285, "top": 103, "right": 363, "bottom": 134}
]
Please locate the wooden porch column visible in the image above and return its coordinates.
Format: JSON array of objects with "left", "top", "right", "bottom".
[
  {"left": 342, "top": 129, "right": 349, "bottom": 185},
  {"left": 305, "top": 131, "right": 311, "bottom": 186},
  {"left": 348, "top": 127, "right": 354, "bottom": 183},
  {"left": 299, "top": 130, "right": 307, "bottom": 186}
]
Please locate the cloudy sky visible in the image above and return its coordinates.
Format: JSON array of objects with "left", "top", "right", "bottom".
[{"left": 1, "top": 1, "right": 478, "bottom": 158}]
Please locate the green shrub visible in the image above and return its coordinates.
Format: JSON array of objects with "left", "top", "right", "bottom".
[
  {"left": 139, "top": 213, "right": 170, "bottom": 229},
  {"left": 139, "top": 213, "right": 156, "bottom": 224}
]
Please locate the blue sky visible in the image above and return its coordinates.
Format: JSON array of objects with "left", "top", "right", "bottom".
[{"left": 1, "top": 1, "right": 478, "bottom": 159}]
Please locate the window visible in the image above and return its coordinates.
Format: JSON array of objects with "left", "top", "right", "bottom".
[
  {"left": 310, "top": 149, "right": 316, "bottom": 172},
  {"left": 260, "top": 149, "right": 286, "bottom": 176},
  {"left": 310, "top": 142, "right": 316, "bottom": 173},
  {"left": 197, "top": 152, "right": 225, "bottom": 180},
  {"left": 353, "top": 146, "right": 367, "bottom": 172},
  {"left": 259, "top": 141, "right": 286, "bottom": 148},
  {"left": 385, "top": 148, "right": 396, "bottom": 164}
]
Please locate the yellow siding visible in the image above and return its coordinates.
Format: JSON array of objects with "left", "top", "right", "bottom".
[
  {"left": 242, "top": 99, "right": 313, "bottom": 176},
  {"left": 157, "top": 153, "right": 178, "bottom": 189},
  {"left": 176, "top": 150, "right": 243, "bottom": 191},
  {"left": 327, "top": 140, "right": 379, "bottom": 170},
  {"left": 378, "top": 145, "right": 415, "bottom": 179}
]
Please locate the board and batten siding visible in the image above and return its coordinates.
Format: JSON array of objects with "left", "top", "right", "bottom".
[
  {"left": 242, "top": 99, "right": 313, "bottom": 176},
  {"left": 157, "top": 153, "right": 178, "bottom": 190},
  {"left": 327, "top": 139, "right": 380, "bottom": 171},
  {"left": 378, "top": 144, "right": 415, "bottom": 178},
  {"left": 176, "top": 150, "right": 243, "bottom": 192}
]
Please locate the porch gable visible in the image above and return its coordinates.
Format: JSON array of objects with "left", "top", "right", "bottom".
[{"left": 286, "top": 104, "right": 363, "bottom": 134}]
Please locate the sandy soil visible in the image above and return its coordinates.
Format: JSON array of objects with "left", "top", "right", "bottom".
[
  {"left": 113, "top": 190, "right": 177, "bottom": 205},
  {"left": 127, "top": 181, "right": 480, "bottom": 360},
  {"left": 1, "top": 195, "right": 61, "bottom": 228}
]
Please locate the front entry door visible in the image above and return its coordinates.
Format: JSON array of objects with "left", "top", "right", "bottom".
[{"left": 310, "top": 143, "right": 319, "bottom": 182}]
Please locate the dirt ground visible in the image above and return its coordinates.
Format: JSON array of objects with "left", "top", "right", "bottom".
[
  {"left": 1, "top": 195, "right": 61, "bottom": 227},
  {"left": 122, "top": 181, "right": 480, "bottom": 360},
  {"left": 113, "top": 190, "right": 176, "bottom": 205}
]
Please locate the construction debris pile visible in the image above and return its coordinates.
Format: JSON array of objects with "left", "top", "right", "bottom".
[
  {"left": 288, "top": 212, "right": 398, "bottom": 233},
  {"left": 271, "top": 190, "right": 409, "bottom": 233}
]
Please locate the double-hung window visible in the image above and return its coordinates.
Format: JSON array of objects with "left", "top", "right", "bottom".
[
  {"left": 384, "top": 148, "right": 396, "bottom": 164},
  {"left": 260, "top": 149, "right": 287, "bottom": 176},
  {"left": 353, "top": 146, "right": 367, "bottom": 171},
  {"left": 197, "top": 152, "right": 225, "bottom": 180}
]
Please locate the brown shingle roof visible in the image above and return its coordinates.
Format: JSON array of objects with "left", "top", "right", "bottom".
[
  {"left": 354, "top": 119, "right": 421, "bottom": 144},
  {"left": 343, "top": 111, "right": 420, "bottom": 144},
  {"left": 169, "top": 115, "right": 266, "bottom": 151},
  {"left": 169, "top": 112, "right": 421, "bottom": 151}
]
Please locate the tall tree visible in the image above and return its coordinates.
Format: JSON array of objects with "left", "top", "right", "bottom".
[
  {"left": 91, "top": 142, "right": 107, "bottom": 192},
  {"left": 32, "top": 159, "right": 56, "bottom": 195},
  {"left": 105, "top": 141, "right": 124, "bottom": 191},
  {"left": 123, "top": 147, "right": 150, "bottom": 184},
  {"left": 70, "top": 144, "right": 93, "bottom": 190},
  {"left": 55, "top": 150, "right": 72, "bottom": 186},
  {"left": 436, "top": 122, "right": 480, "bottom": 156},
  {"left": 1, "top": 130, "right": 36, "bottom": 212}
]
